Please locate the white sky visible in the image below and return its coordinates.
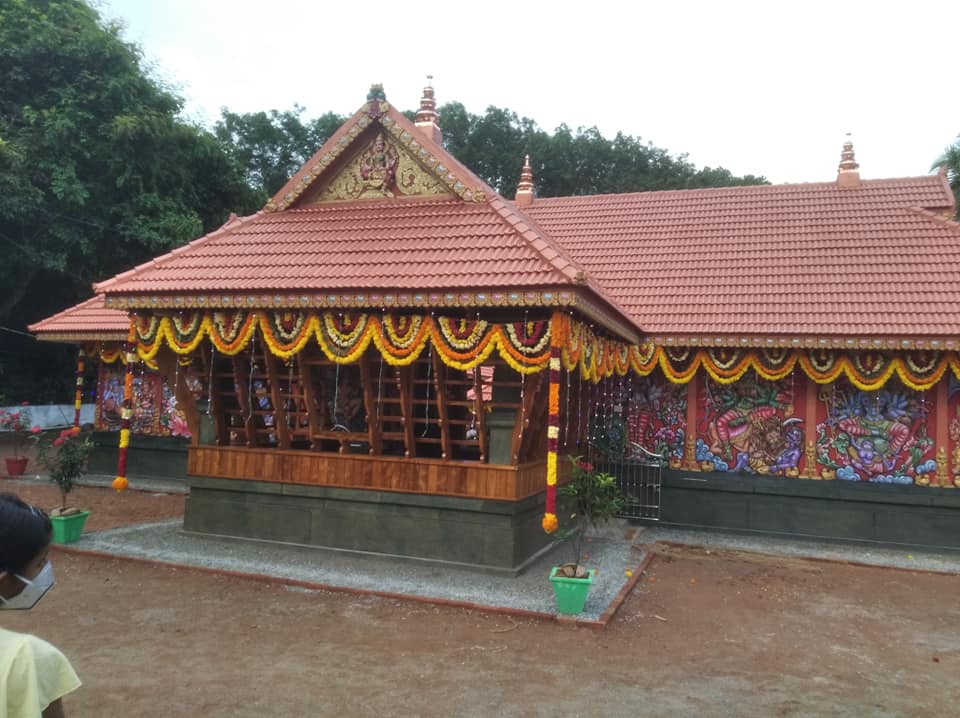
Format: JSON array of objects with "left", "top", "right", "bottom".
[{"left": 95, "top": 0, "right": 960, "bottom": 185}]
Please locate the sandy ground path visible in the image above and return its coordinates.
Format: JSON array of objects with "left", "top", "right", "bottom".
[{"left": 2, "top": 540, "right": 957, "bottom": 717}]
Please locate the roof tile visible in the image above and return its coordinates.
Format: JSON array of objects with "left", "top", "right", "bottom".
[{"left": 524, "top": 176, "right": 960, "bottom": 337}]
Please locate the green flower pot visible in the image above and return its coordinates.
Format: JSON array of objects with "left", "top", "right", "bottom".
[
  {"left": 50, "top": 511, "right": 90, "bottom": 544},
  {"left": 549, "top": 566, "right": 595, "bottom": 615}
]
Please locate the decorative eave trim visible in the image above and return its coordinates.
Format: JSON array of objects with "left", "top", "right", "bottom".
[
  {"left": 648, "top": 334, "right": 960, "bottom": 351},
  {"left": 34, "top": 332, "right": 128, "bottom": 344},
  {"left": 102, "top": 288, "right": 639, "bottom": 343},
  {"left": 265, "top": 101, "right": 488, "bottom": 212}
]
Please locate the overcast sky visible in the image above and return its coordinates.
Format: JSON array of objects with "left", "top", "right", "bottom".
[{"left": 95, "top": 0, "right": 960, "bottom": 185}]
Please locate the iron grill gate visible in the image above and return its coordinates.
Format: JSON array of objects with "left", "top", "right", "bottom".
[{"left": 607, "top": 444, "right": 663, "bottom": 520}]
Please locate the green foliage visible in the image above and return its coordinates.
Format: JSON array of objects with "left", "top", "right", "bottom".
[
  {"left": 217, "top": 99, "right": 766, "bottom": 202},
  {"left": 0, "top": 404, "right": 36, "bottom": 457},
  {"left": 34, "top": 428, "right": 93, "bottom": 509},
  {"left": 556, "top": 456, "right": 626, "bottom": 569},
  {"left": 0, "top": 0, "right": 255, "bottom": 400},
  {"left": 436, "top": 102, "right": 767, "bottom": 197},
  {"left": 214, "top": 106, "right": 344, "bottom": 200},
  {"left": 932, "top": 135, "right": 960, "bottom": 219}
]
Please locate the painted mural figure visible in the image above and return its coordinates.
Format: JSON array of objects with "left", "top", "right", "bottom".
[
  {"left": 769, "top": 420, "right": 803, "bottom": 473},
  {"left": 699, "top": 377, "right": 801, "bottom": 475},
  {"left": 817, "top": 382, "right": 935, "bottom": 484},
  {"left": 626, "top": 378, "right": 686, "bottom": 462}
]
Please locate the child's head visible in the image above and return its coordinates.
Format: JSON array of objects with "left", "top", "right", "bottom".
[{"left": 0, "top": 493, "right": 52, "bottom": 601}]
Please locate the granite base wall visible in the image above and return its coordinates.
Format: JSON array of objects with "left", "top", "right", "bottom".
[
  {"left": 184, "top": 477, "right": 554, "bottom": 574},
  {"left": 88, "top": 432, "right": 188, "bottom": 478},
  {"left": 650, "top": 470, "right": 960, "bottom": 550}
]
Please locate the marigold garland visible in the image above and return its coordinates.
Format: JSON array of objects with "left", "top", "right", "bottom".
[
  {"left": 116, "top": 308, "right": 960, "bottom": 394},
  {"left": 114, "top": 319, "right": 136, "bottom": 493},
  {"left": 73, "top": 349, "right": 85, "bottom": 429},
  {"left": 543, "top": 312, "right": 563, "bottom": 534}
]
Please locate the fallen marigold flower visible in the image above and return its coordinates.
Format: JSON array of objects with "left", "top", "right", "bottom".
[{"left": 541, "top": 512, "right": 558, "bottom": 533}]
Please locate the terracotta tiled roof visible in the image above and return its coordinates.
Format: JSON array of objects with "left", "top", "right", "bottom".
[
  {"left": 94, "top": 198, "right": 586, "bottom": 293},
  {"left": 93, "top": 96, "right": 639, "bottom": 339},
  {"left": 28, "top": 295, "right": 128, "bottom": 342},
  {"left": 524, "top": 175, "right": 960, "bottom": 340}
]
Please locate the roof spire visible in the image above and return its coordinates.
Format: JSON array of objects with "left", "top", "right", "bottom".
[
  {"left": 515, "top": 155, "right": 535, "bottom": 207},
  {"left": 414, "top": 75, "right": 442, "bottom": 145},
  {"left": 837, "top": 133, "right": 861, "bottom": 188}
]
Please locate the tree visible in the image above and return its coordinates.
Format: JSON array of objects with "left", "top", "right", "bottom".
[
  {"left": 214, "top": 107, "right": 344, "bottom": 201},
  {"left": 434, "top": 102, "right": 766, "bottom": 198},
  {"left": 932, "top": 136, "right": 960, "bottom": 218},
  {"left": 0, "top": 0, "right": 255, "bottom": 400}
]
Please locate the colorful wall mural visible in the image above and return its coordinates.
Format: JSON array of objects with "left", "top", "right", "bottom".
[
  {"left": 585, "top": 369, "right": 944, "bottom": 487},
  {"left": 626, "top": 376, "right": 686, "bottom": 462},
  {"left": 697, "top": 374, "right": 803, "bottom": 476},
  {"left": 95, "top": 363, "right": 191, "bottom": 438},
  {"left": 817, "top": 379, "right": 934, "bottom": 484}
]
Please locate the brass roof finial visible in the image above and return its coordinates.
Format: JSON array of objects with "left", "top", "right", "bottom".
[
  {"left": 837, "top": 133, "right": 861, "bottom": 188},
  {"left": 414, "top": 75, "right": 442, "bottom": 144},
  {"left": 415, "top": 75, "right": 438, "bottom": 126},
  {"left": 515, "top": 155, "right": 535, "bottom": 207}
]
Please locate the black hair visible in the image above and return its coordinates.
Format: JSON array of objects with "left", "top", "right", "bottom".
[{"left": 0, "top": 492, "right": 52, "bottom": 575}]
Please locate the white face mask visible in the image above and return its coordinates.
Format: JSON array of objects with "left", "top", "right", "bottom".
[{"left": 0, "top": 562, "right": 55, "bottom": 610}]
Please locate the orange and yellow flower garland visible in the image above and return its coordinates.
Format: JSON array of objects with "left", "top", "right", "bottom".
[
  {"left": 111, "top": 321, "right": 136, "bottom": 494},
  {"left": 73, "top": 349, "right": 85, "bottom": 429},
  {"left": 130, "top": 310, "right": 555, "bottom": 373},
  {"left": 542, "top": 314, "right": 563, "bottom": 534}
]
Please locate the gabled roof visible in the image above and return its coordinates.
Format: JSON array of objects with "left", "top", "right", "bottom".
[
  {"left": 28, "top": 294, "right": 128, "bottom": 342},
  {"left": 93, "top": 91, "right": 637, "bottom": 341},
  {"left": 524, "top": 173, "right": 960, "bottom": 345}
]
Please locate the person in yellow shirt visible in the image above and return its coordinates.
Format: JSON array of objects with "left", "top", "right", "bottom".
[{"left": 0, "top": 493, "right": 80, "bottom": 718}]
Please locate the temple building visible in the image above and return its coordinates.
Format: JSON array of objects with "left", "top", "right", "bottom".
[{"left": 31, "top": 83, "right": 960, "bottom": 568}]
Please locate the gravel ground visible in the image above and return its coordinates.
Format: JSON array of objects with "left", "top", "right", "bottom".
[
  {"left": 79, "top": 472, "right": 189, "bottom": 494},
  {"left": 72, "top": 520, "right": 645, "bottom": 621},
  {"left": 57, "top": 475, "right": 960, "bottom": 623},
  {"left": 633, "top": 524, "right": 960, "bottom": 574},
  {"left": 11, "top": 471, "right": 189, "bottom": 494}
]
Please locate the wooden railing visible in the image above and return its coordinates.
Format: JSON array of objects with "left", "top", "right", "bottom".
[{"left": 187, "top": 446, "right": 547, "bottom": 502}]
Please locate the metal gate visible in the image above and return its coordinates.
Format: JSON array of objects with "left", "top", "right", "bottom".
[{"left": 605, "top": 442, "right": 664, "bottom": 520}]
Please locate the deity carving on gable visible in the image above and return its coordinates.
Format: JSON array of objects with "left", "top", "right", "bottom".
[
  {"left": 302, "top": 131, "right": 452, "bottom": 203},
  {"left": 358, "top": 132, "right": 399, "bottom": 198}
]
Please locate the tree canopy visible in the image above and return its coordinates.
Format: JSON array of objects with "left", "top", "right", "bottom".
[
  {"left": 437, "top": 102, "right": 766, "bottom": 198},
  {"left": 0, "top": 0, "right": 256, "bottom": 401},
  {"left": 221, "top": 100, "right": 767, "bottom": 202},
  {"left": 932, "top": 135, "right": 960, "bottom": 218},
  {"left": 2, "top": 0, "right": 767, "bottom": 402},
  {"left": 214, "top": 107, "right": 345, "bottom": 202}
]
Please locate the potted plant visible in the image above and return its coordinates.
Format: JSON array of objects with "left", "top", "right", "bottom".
[
  {"left": 34, "top": 427, "right": 94, "bottom": 543},
  {"left": 0, "top": 403, "right": 39, "bottom": 477},
  {"left": 549, "top": 455, "right": 626, "bottom": 615}
]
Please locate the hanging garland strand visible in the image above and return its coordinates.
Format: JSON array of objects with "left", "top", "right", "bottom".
[
  {"left": 542, "top": 311, "right": 564, "bottom": 534},
  {"left": 73, "top": 348, "right": 85, "bottom": 430},
  {"left": 111, "top": 318, "right": 136, "bottom": 493}
]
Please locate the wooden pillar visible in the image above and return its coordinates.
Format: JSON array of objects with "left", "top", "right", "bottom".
[
  {"left": 431, "top": 352, "right": 451, "bottom": 460},
  {"left": 397, "top": 365, "right": 415, "bottom": 457},
  {"left": 231, "top": 356, "right": 256, "bottom": 447},
  {"left": 359, "top": 352, "right": 382, "bottom": 456},
  {"left": 263, "top": 352, "right": 289, "bottom": 448},
  {"left": 472, "top": 367, "right": 488, "bottom": 462},
  {"left": 682, "top": 371, "right": 699, "bottom": 470},
  {"left": 511, "top": 371, "right": 543, "bottom": 464},
  {"left": 936, "top": 376, "right": 952, "bottom": 488},
  {"left": 800, "top": 373, "right": 821, "bottom": 479}
]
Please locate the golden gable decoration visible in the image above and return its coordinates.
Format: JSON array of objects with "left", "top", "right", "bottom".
[{"left": 304, "top": 131, "right": 452, "bottom": 203}]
